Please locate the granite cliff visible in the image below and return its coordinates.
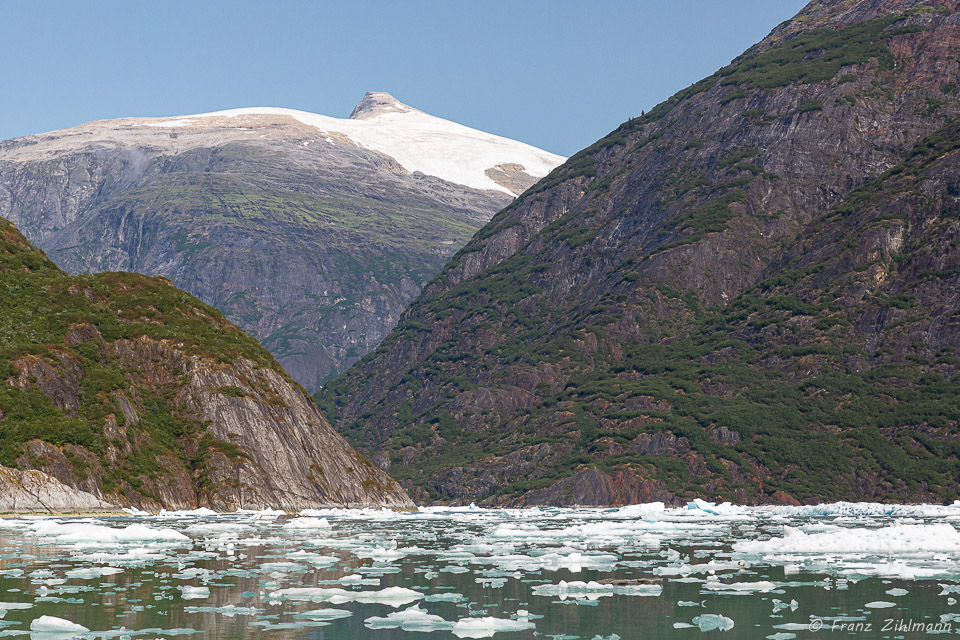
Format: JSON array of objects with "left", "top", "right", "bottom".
[
  {"left": 0, "top": 216, "right": 411, "bottom": 511},
  {"left": 321, "top": 0, "right": 960, "bottom": 505}
]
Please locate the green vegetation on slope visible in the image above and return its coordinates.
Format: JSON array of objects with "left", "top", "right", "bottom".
[
  {"left": 0, "top": 217, "right": 282, "bottom": 501},
  {"left": 321, "top": 5, "right": 960, "bottom": 504}
]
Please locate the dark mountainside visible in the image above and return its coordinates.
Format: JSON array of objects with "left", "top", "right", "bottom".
[
  {"left": 321, "top": 0, "right": 960, "bottom": 506},
  {"left": 0, "top": 216, "right": 411, "bottom": 511},
  {"left": 0, "top": 94, "right": 559, "bottom": 393}
]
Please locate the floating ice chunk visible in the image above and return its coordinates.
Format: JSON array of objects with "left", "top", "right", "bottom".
[
  {"left": 64, "top": 567, "right": 123, "bottom": 580},
  {"left": 250, "top": 620, "right": 331, "bottom": 630},
  {"left": 425, "top": 593, "right": 466, "bottom": 603},
  {"left": 885, "top": 588, "right": 909, "bottom": 596},
  {"left": 703, "top": 580, "right": 776, "bottom": 593},
  {"left": 0, "top": 601, "right": 32, "bottom": 619},
  {"left": 365, "top": 604, "right": 455, "bottom": 632},
  {"left": 613, "top": 503, "right": 665, "bottom": 518},
  {"left": 270, "top": 586, "right": 423, "bottom": 607},
  {"left": 687, "top": 500, "right": 722, "bottom": 515},
  {"left": 531, "top": 580, "right": 662, "bottom": 600},
  {"left": 70, "top": 547, "right": 167, "bottom": 565},
  {"left": 451, "top": 614, "right": 535, "bottom": 638},
  {"left": 766, "top": 634, "right": 796, "bottom": 640},
  {"left": 771, "top": 599, "right": 798, "bottom": 612},
  {"left": 685, "top": 500, "right": 745, "bottom": 518},
  {"left": 178, "top": 585, "right": 210, "bottom": 600},
  {"left": 835, "top": 560, "right": 952, "bottom": 580},
  {"left": 734, "top": 524, "right": 960, "bottom": 555},
  {"left": 474, "top": 551, "right": 618, "bottom": 573},
  {"left": 173, "top": 567, "right": 213, "bottom": 582},
  {"left": 489, "top": 523, "right": 542, "bottom": 538},
  {"left": 159, "top": 507, "right": 219, "bottom": 517},
  {"left": 693, "top": 613, "right": 734, "bottom": 632},
  {"left": 939, "top": 584, "right": 960, "bottom": 595},
  {"left": 27, "top": 520, "right": 189, "bottom": 545},
  {"left": 295, "top": 609, "right": 353, "bottom": 620},
  {"left": 286, "top": 551, "right": 338, "bottom": 566},
  {"left": 283, "top": 517, "right": 332, "bottom": 529},
  {"left": 29, "top": 615, "right": 89, "bottom": 636},
  {"left": 183, "top": 604, "right": 261, "bottom": 616},
  {"left": 864, "top": 601, "right": 896, "bottom": 608},
  {"left": 319, "top": 574, "right": 379, "bottom": 586},
  {"left": 299, "top": 507, "right": 400, "bottom": 519},
  {"left": 354, "top": 546, "right": 409, "bottom": 561},
  {"left": 234, "top": 508, "right": 285, "bottom": 521},
  {"left": 655, "top": 559, "right": 744, "bottom": 576}
]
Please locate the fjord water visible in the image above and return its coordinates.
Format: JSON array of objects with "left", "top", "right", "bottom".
[{"left": 0, "top": 504, "right": 958, "bottom": 639}]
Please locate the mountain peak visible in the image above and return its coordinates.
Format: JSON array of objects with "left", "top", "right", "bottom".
[{"left": 349, "top": 91, "right": 417, "bottom": 120}]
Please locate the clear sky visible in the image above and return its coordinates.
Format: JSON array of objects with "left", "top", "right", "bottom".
[{"left": 1, "top": 1, "right": 808, "bottom": 156}]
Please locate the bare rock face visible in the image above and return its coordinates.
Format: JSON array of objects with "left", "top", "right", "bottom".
[
  {"left": 322, "top": 0, "right": 960, "bottom": 506},
  {"left": 0, "top": 217, "right": 412, "bottom": 511},
  {"left": 0, "top": 465, "right": 116, "bottom": 513},
  {"left": 0, "top": 94, "right": 564, "bottom": 393}
]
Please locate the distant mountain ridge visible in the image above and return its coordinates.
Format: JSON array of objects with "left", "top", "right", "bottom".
[
  {"left": 0, "top": 93, "right": 565, "bottom": 391},
  {"left": 321, "top": 0, "right": 960, "bottom": 506}
]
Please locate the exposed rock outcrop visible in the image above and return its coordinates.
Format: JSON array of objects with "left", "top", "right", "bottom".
[
  {"left": 0, "top": 216, "right": 412, "bottom": 511},
  {"left": 0, "top": 465, "right": 116, "bottom": 513},
  {"left": 322, "top": 0, "right": 960, "bottom": 506},
  {"left": 0, "top": 94, "right": 564, "bottom": 392}
]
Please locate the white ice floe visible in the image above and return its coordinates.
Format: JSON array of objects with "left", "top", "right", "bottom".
[
  {"left": 295, "top": 608, "right": 354, "bottom": 620},
  {"left": 472, "top": 551, "right": 619, "bottom": 572},
  {"left": 183, "top": 604, "right": 262, "bottom": 616},
  {"left": 703, "top": 580, "right": 776, "bottom": 593},
  {"left": 0, "top": 601, "right": 33, "bottom": 619},
  {"left": 611, "top": 502, "right": 666, "bottom": 518},
  {"left": 270, "top": 586, "right": 423, "bottom": 607},
  {"left": 64, "top": 567, "right": 123, "bottom": 580},
  {"left": 299, "top": 507, "right": 401, "bottom": 519},
  {"left": 531, "top": 580, "right": 662, "bottom": 600},
  {"left": 157, "top": 507, "right": 219, "bottom": 518},
  {"left": 734, "top": 524, "right": 960, "bottom": 555},
  {"left": 692, "top": 613, "right": 735, "bottom": 631},
  {"left": 27, "top": 520, "right": 189, "bottom": 545},
  {"left": 286, "top": 550, "right": 338, "bottom": 566},
  {"left": 178, "top": 585, "right": 210, "bottom": 600},
  {"left": 282, "top": 517, "right": 332, "bottom": 529},
  {"left": 29, "top": 615, "right": 89, "bottom": 634},
  {"left": 365, "top": 604, "right": 454, "bottom": 632},
  {"left": 452, "top": 613, "right": 536, "bottom": 638}
]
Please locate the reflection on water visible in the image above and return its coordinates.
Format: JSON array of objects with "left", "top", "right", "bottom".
[{"left": 0, "top": 502, "right": 958, "bottom": 638}]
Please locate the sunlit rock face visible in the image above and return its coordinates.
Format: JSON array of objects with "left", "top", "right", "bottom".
[{"left": 0, "top": 93, "right": 565, "bottom": 392}]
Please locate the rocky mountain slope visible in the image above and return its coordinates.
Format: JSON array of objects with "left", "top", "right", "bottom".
[
  {"left": 0, "top": 216, "right": 411, "bottom": 511},
  {"left": 321, "top": 0, "right": 960, "bottom": 506},
  {"left": 0, "top": 93, "right": 564, "bottom": 392}
]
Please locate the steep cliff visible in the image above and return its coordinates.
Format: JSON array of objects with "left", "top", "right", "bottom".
[
  {"left": 322, "top": 0, "right": 960, "bottom": 505},
  {"left": 0, "top": 93, "right": 564, "bottom": 392},
  {"left": 0, "top": 217, "right": 411, "bottom": 510}
]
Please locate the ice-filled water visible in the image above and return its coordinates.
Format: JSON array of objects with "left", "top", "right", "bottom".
[{"left": 0, "top": 501, "right": 959, "bottom": 638}]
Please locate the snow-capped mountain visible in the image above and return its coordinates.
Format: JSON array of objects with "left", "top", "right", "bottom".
[
  {"left": 0, "top": 93, "right": 565, "bottom": 391},
  {"left": 133, "top": 92, "right": 563, "bottom": 195}
]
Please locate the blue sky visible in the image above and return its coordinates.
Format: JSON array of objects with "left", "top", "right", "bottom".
[{"left": 1, "top": 1, "right": 807, "bottom": 156}]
